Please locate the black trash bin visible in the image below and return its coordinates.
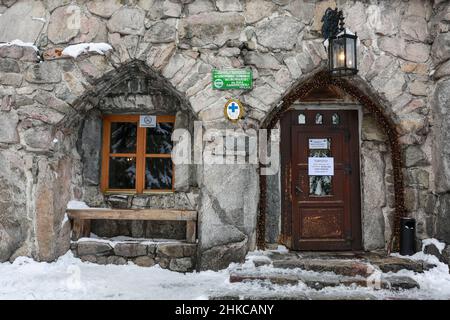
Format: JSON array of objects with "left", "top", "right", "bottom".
[{"left": 400, "top": 217, "right": 416, "bottom": 256}]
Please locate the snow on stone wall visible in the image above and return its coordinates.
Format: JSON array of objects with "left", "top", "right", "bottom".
[{"left": 0, "top": 0, "right": 449, "bottom": 270}]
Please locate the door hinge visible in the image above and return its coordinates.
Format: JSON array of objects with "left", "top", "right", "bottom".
[{"left": 344, "top": 163, "right": 352, "bottom": 175}]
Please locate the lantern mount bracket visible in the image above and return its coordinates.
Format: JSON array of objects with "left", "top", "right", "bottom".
[{"left": 321, "top": 7, "right": 345, "bottom": 40}]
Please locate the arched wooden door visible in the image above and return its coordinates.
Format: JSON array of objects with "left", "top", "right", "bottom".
[{"left": 280, "top": 109, "right": 362, "bottom": 251}]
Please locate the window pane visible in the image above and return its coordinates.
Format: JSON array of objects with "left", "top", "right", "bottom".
[
  {"left": 315, "top": 113, "right": 323, "bottom": 124},
  {"left": 298, "top": 113, "right": 306, "bottom": 124},
  {"left": 309, "top": 137, "right": 332, "bottom": 196},
  {"left": 109, "top": 157, "right": 136, "bottom": 189},
  {"left": 145, "top": 158, "right": 173, "bottom": 190},
  {"left": 146, "top": 122, "right": 174, "bottom": 154},
  {"left": 110, "top": 122, "right": 137, "bottom": 153},
  {"left": 309, "top": 176, "right": 332, "bottom": 196},
  {"left": 332, "top": 113, "right": 340, "bottom": 125}
]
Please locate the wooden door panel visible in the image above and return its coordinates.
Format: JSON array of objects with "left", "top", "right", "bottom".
[
  {"left": 282, "top": 109, "right": 361, "bottom": 251},
  {"left": 299, "top": 207, "right": 344, "bottom": 239}
]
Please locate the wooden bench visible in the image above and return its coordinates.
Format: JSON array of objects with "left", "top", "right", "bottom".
[{"left": 67, "top": 208, "right": 197, "bottom": 243}]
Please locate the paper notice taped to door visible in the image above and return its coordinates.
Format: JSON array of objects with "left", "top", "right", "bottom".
[
  {"left": 309, "top": 138, "right": 328, "bottom": 149},
  {"left": 308, "top": 157, "right": 334, "bottom": 176}
]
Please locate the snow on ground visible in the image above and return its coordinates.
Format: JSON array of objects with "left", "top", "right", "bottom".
[
  {"left": 62, "top": 43, "right": 112, "bottom": 58},
  {"left": 0, "top": 252, "right": 228, "bottom": 300},
  {"left": 1, "top": 245, "right": 450, "bottom": 299}
]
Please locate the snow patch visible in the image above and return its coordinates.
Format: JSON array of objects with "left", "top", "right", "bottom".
[
  {"left": 62, "top": 43, "right": 113, "bottom": 58},
  {"left": 61, "top": 213, "right": 69, "bottom": 229},
  {"left": 0, "top": 39, "right": 38, "bottom": 51},
  {"left": 422, "top": 238, "right": 446, "bottom": 254},
  {"left": 67, "top": 200, "right": 90, "bottom": 210},
  {"left": 275, "top": 245, "right": 289, "bottom": 254},
  {"left": 77, "top": 237, "right": 117, "bottom": 248},
  {"left": 32, "top": 17, "right": 46, "bottom": 23}
]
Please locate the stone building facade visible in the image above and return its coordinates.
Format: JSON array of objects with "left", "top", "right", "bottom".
[{"left": 0, "top": 0, "right": 449, "bottom": 271}]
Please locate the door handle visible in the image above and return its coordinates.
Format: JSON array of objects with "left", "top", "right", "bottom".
[{"left": 295, "top": 185, "right": 303, "bottom": 195}]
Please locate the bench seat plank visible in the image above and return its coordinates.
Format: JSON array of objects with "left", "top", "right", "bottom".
[{"left": 67, "top": 208, "right": 197, "bottom": 221}]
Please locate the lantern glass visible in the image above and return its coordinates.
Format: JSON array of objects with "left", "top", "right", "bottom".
[
  {"left": 346, "top": 37, "right": 355, "bottom": 68},
  {"left": 332, "top": 38, "right": 346, "bottom": 69},
  {"left": 329, "top": 31, "right": 358, "bottom": 76}
]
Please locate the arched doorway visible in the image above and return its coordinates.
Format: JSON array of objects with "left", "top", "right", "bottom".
[{"left": 258, "top": 69, "right": 406, "bottom": 252}]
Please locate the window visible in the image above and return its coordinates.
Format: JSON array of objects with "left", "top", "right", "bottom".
[
  {"left": 101, "top": 115, "right": 175, "bottom": 193},
  {"left": 315, "top": 113, "right": 323, "bottom": 124},
  {"left": 298, "top": 113, "right": 306, "bottom": 124},
  {"left": 332, "top": 113, "right": 340, "bottom": 125}
]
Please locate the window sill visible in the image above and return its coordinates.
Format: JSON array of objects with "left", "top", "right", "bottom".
[{"left": 103, "top": 190, "right": 175, "bottom": 196}]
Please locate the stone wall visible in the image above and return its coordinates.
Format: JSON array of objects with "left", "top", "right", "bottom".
[
  {"left": 0, "top": 0, "right": 449, "bottom": 269},
  {"left": 72, "top": 239, "right": 197, "bottom": 272}
]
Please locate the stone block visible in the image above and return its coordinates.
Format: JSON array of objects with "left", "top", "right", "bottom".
[
  {"left": 434, "top": 59, "right": 450, "bottom": 80},
  {"left": 0, "top": 58, "right": 19, "bottom": 73},
  {"left": 157, "top": 257, "right": 170, "bottom": 269},
  {"left": 77, "top": 241, "right": 113, "bottom": 256},
  {"left": 144, "top": 21, "right": 176, "bottom": 44},
  {"left": 216, "top": 0, "right": 242, "bottom": 12},
  {"left": 243, "top": 51, "right": 281, "bottom": 70},
  {"left": 25, "top": 61, "right": 61, "bottom": 84},
  {"left": 169, "top": 257, "right": 194, "bottom": 272},
  {"left": 107, "top": 7, "right": 145, "bottom": 36},
  {"left": 114, "top": 242, "right": 148, "bottom": 257},
  {"left": 230, "top": 272, "right": 299, "bottom": 285},
  {"left": 157, "top": 243, "right": 184, "bottom": 258},
  {"left": 87, "top": 0, "right": 121, "bottom": 18},
  {"left": 244, "top": 0, "right": 276, "bottom": 24},
  {"left": 255, "top": 16, "right": 304, "bottom": 50},
  {"left": 368, "top": 256, "right": 435, "bottom": 273},
  {"left": 0, "top": 73, "right": 23, "bottom": 87},
  {"left": 106, "top": 255, "right": 127, "bottom": 265},
  {"left": 179, "top": 12, "right": 245, "bottom": 47},
  {"left": 404, "top": 145, "right": 428, "bottom": 167},
  {"left": 0, "top": 0, "right": 46, "bottom": 43},
  {"left": 432, "top": 33, "right": 450, "bottom": 64},
  {"left": 21, "top": 125, "right": 54, "bottom": 151},
  {"left": 182, "top": 244, "right": 197, "bottom": 257},
  {"left": 272, "top": 259, "right": 371, "bottom": 277},
  {"left": 0, "top": 111, "right": 19, "bottom": 143},
  {"left": 79, "top": 255, "right": 97, "bottom": 263},
  {"left": 47, "top": 5, "right": 81, "bottom": 44},
  {"left": 423, "top": 243, "right": 445, "bottom": 263},
  {"left": 134, "top": 256, "right": 155, "bottom": 267}
]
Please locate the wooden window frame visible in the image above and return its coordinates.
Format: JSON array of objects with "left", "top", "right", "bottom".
[{"left": 101, "top": 114, "right": 176, "bottom": 194}]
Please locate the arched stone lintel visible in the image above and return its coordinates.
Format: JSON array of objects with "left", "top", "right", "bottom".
[
  {"left": 57, "top": 59, "right": 197, "bottom": 131},
  {"left": 257, "top": 69, "right": 406, "bottom": 252}
]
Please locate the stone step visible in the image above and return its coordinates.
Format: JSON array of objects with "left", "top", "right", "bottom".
[
  {"left": 209, "top": 291, "right": 378, "bottom": 300},
  {"left": 365, "top": 256, "right": 436, "bottom": 273},
  {"left": 271, "top": 258, "right": 372, "bottom": 277},
  {"left": 229, "top": 270, "right": 419, "bottom": 290}
]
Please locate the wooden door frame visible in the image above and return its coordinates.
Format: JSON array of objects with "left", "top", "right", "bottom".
[
  {"left": 280, "top": 108, "right": 362, "bottom": 251},
  {"left": 256, "top": 70, "right": 406, "bottom": 252}
]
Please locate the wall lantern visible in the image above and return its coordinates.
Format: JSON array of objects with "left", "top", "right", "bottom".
[{"left": 322, "top": 8, "right": 358, "bottom": 76}]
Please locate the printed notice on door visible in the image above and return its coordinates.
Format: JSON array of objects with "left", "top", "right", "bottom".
[
  {"left": 308, "top": 157, "right": 334, "bottom": 176},
  {"left": 309, "top": 138, "right": 329, "bottom": 149}
]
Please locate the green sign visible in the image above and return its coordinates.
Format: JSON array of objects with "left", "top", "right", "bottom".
[{"left": 212, "top": 69, "right": 253, "bottom": 90}]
